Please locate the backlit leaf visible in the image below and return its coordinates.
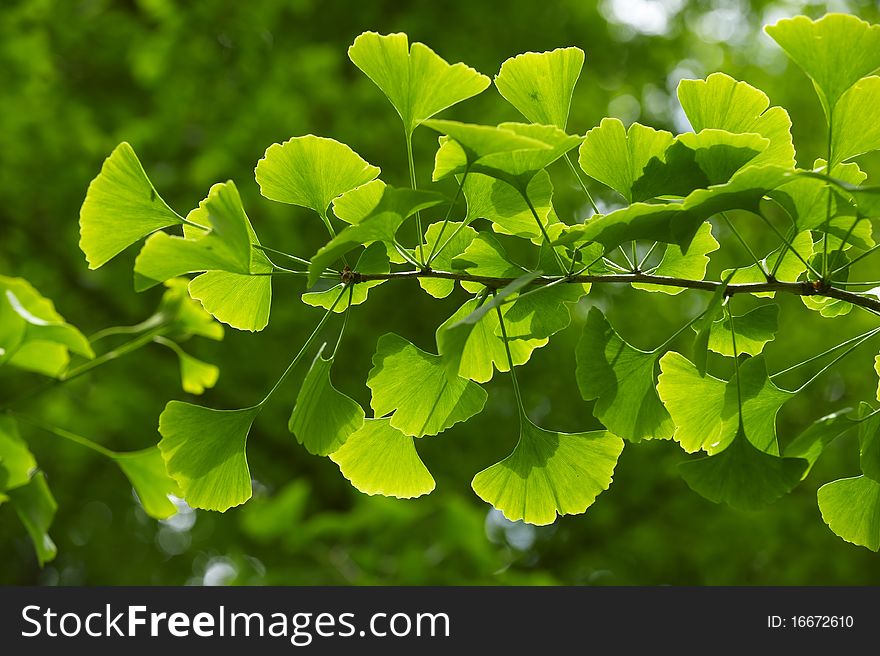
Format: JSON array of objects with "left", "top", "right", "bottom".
[
  {"left": 784, "top": 408, "right": 858, "bottom": 477},
  {"left": 416, "top": 221, "right": 478, "bottom": 298},
  {"left": 112, "top": 447, "right": 181, "bottom": 520},
  {"left": 348, "top": 32, "right": 490, "bottom": 135},
  {"left": 632, "top": 222, "right": 719, "bottom": 295},
  {"left": 255, "top": 135, "right": 380, "bottom": 215},
  {"left": 289, "top": 344, "right": 365, "bottom": 456},
  {"left": 79, "top": 142, "right": 182, "bottom": 269},
  {"left": 462, "top": 170, "right": 554, "bottom": 240},
  {"left": 330, "top": 418, "right": 435, "bottom": 499},
  {"left": 575, "top": 308, "right": 673, "bottom": 442},
  {"left": 859, "top": 403, "right": 880, "bottom": 481},
  {"left": 706, "top": 304, "right": 779, "bottom": 357},
  {"left": 831, "top": 77, "right": 880, "bottom": 165},
  {"left": 818, "top": 475, "right": 880, "bottom": 551},
  {"left": 494, "top": 47, "right": 585, "bottom": 128},
  {"left": 7, "top": 472, "right": 57, "bottom": 566},
  {"left": 368, "top": 333, "right": 487, "bottom": 438},
  {"left": 472, "top": 420, "right": 623, "bottom": 526},
  {"left": 303, "top": 243, "right": 389, "bottom": 310},
  {"left": 158, "top": 402, "right": 259, "bottom": 511},
  {"left": 0, "top": 415, "right": 36, "bottom": 491}
]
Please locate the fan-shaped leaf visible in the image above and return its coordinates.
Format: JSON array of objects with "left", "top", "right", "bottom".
[
  {"left": 818, "top": 475, "right": 880, "bottom": 551},
  {"left": 112, "top": 447, "right": 181, "bottom": 520},
  {"left": 7, "top": 472, "right": 57, "bottom": 566}
]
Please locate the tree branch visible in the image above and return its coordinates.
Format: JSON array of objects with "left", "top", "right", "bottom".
[{"left": 351, "top": 270, "right": 880, "bottom": 314}]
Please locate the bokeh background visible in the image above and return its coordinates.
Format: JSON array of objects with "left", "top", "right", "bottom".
[{"left": 2, "top": 0, "right": 880, "bottom": 585}]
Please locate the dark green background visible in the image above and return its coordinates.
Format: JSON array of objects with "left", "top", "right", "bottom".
[{"left": 2, "top": 0, "right": 880, "bottom": 585}]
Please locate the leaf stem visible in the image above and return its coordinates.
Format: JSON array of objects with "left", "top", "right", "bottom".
[
  {"left": 405, "top": 132, "right": 425, "bottom": 266},
  {"left": 426, "top": 171, "right": 468, "bottom": 266},
  {"left": 726, "top": 303, "right": 745, "bottom": 426},
  {"left": 331, "top": 286, "right": 354, "bottom": 359},
  {"left": 772, "top": 327, "right": 880, "bottom": 379},
  {"left": 12, "top": 411, "right": 116, "bottom": 458},
  {"left": 721, "top": 212, "right": 766, "bottom": 277},
  {"left": 259, "top": 287, "right": 346, "bottom": 406},
  {"left": 522, "top": 190, "right": 566, "bottom": 274},
  {"left": 564, "top": 153, "right": 600, "bottom": 214},
  {"left": 494, "top": 297, "right": 526, "bottom": 423},
  {"left": 830, "top": 241, "right": 880, "bottom": 277},
  {"left": 756, "top": 211, "right": 821, "bottom": 279},
  {"left": 795, "top": 327, "right": 880, "bottom": 392}
]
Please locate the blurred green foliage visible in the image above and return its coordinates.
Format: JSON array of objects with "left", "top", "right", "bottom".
[{"left": 2, "top": 0, "right": 880, "bottom": 585}]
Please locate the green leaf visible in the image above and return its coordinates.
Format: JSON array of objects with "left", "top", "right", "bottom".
[
  {"left": 802, "top": 251, "right": 852, "bottom": 317},
  {"left": 416, "top": 221, "right": 477, "bottom": 298},
  {"left": 0, "top": 276, "right": 94, "bottom": 378},
  {"left": 630, "top": 129, "right": 769, "bottom": 202},
  {"left": 765, "top": 14, "right": 880, "bottom": 117},
  {"left": 557, "top": 164, "right": 791, "bottom": 252},
  {"left": 79, "top": 142, "right": 182, "bottom": 269},
  {"left": 330, "top": 418, "right": 435, "bottom": 498},
  {"left": 690, "top": 271, "right": 734, "bottom": 376},
  {"left": 176, "top": 348, "right": 219, "bottom": 395},
  {"left": 472, "top": 420, "right": 623, "bottom": 526},
  {"left": 677, "top": 73, "right": 796, "bottom": 168},
  {"left": 575, "top": 308, "right": 673, "bottom": 442},
  {"left": 859, "top": 403, "right": 880, "bottom": 481},
  {"left": 770, "top": 160, "right": 865, "bottom": 232},
  {"left": 430, "top": 123, "right": 551, "bottom": 181},
  {"left": 818, "top": 475, "right": 880, "bottom": 551},
  {"left": 348, "top": 32, "right": 490, "bottom": 135},
  {"left": 784, "top": 408, "right": 858, "bottom": 478},
  {"left": 497, "top": 282, "right": 590, "bottom": 341},
  {"left": 436, "top": 273, "right": 546, "bottom": 382},
  {"left": 8, "top": 472, "right": 57, "bottom": 566},
  {"left": 462, "top": 170, "right": 554, "bottom": 240},
  {"left": 707, "top": 304, "right": 779, "bottom": 357},
  {"left": 425, "top": 120, "right": 582, "bottom": 191},
  {"left": 578, "top": 118, "right": 674, "bottom": 202},
  {"left": 112, "top": 447, "right": 181, "bottom": 520},
  {"left": 451, "top": 233, "right": 523, "bottom": 279},
  {"left": 158, "top": 402, "right": 259, "bottom": 511},
  {"left": 255, "top": 135, "right": 380, "bottom": 216},
  {"left": 368, "top": 333, "right": 487, "bottom": 438},
  {"left": 632, "top": 222, "right": 719, "bottom": 295},
  {"left": 289, "top": 344, "right": 365, "bottom": 456},
  {"left": 680, "top": 427, "right": 807, "bottom": 511},
  {"left": 158, "top": 278, "right": 225, "bottom": 341},
  {"left": 188, "top": 270, "right": 272, "bottom": 333},
  {"left": 331, "top": 179, "right": 387, "bottom": 224},
  {"left": 134, "top": 181, "right": 255, "bottom": 290},
  {"left": 832, "top": 76, "right": 880, "bottom": 165},
  {"left": 657, "top": 352, "right": 792, "bottom": 454},
  {"left": 826, "top": 216, "right": 875, "bottom": 251},
  {"left": 0, "top": 415, "right": 36, "bottom": 491},
  {"left": 303, "top": 243, "right": 389, "bottom": 310},
  {"left": 308, "top": 186, "right": 446, "bottom": 286},
  {"left": 494, "top": 47, "right": 585, "bottom": 128}
]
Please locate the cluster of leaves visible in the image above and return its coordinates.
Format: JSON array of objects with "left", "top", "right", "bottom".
[{"left": 5, "top": 13, "right": 880, "bottom": 565}]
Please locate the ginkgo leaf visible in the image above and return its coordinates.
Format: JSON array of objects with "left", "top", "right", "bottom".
[
  {"left": 575, "top": 308, "right": 673, "bottom": 442},
  {"left": 307, "top": 186, "right": 446, "bottom": 286},
  {"left": 134, "top": 181, "right": 254, "bottom": 290},
  {"left": 632, "top": 222, "right": 719, "bottom": 295},
  {"left": 471, "top": 420, "right": 623, "bottom": 526},
  {"left": 416, "top": 221, "right": 478, "bottom": 298},
  {"left": 802, "top": 251, "right": 852, "bottom": 317},
  {"left": 112, "top": 447, "right": 181, "bottom": 520},
  {"left": 348, "top": 32, "right": 490, "bottom": 135},
  {"left": 188, "top": 270, "right": 272, "bottom": 333},
  {"left": 831, "top": 77, "right": 880, "bottom": 165},
  {"left": 494, "top": 47, "right": 585, "bottom": 128},
  {"left": 0, "top": 276, "right": 94, "bottom": 378},
  {"left": 7, "top": 472, "right": 57, "bottom": 566},
  {"left": 368, "top": 333, "right": 487, "bottom": 438},
  {"left": 176, "top": 347, "right": 219, "bottom": 395},
  {"left": 451, "top": 233, "right": 523, "bottom": 279},
  {"left": 425, "top": 120, "right": 582, "bottom": 192},
  {"left": 784, "top": 408, "right": 859, "bottom": 477},
  {"left": 818, "top": 475, "right": 880, "bottom": 551},
  {"left": 158, "top": 278, "right": 225, "bottom": 342},
  {"left": 657, "top": 352, "right": 792, "bottom": 454},
  {"left": 557, "top": 164, "right": 791, "bottom": 252},
  {"left": 826, "top": 216, "right": 875, "bottom": 251},
  {"left": 331, "top": 179, "right": 387, "bottom": 224},
  {"left": 578, "top": 118, "right": 674, "bottom": 202},
  {"left": 289, "top": 344, "right": 365, "bottom": 456},
  {"left": 630, "top": 129, "right": 769, "bottom": 202},
  {"left": 303, "top": 243, "right": 389, "bottom": 310},
  {"left": 678, "top": 73, "right": 796, "bottom": 168},
  {"left": 429, "top": 123, "right": 551, "bottom": 181},
  {"left": 765, "top": 14, "right": 880, "bottom": 116},
  {"left": 706, "top": 304, "right": 779, "bottom": 356},
  {"left": 158, "top": 402, "right": 259, "bottom": 512},
  {"left": 0, "top": 415, "right": 36, "bottom": 491},
  {"left": 462, "top": 170, "right": 554, "bottom": 239},
  {"left": 255, "top": 135, "right": 380, "bottom": 216},
  {"left": 859, "top": 403, "right": 880, "bottom": 481},
  {"left": 79, "top": 142, "right": 182, "bottom": 269},
  {"left": 330, "top": 418, "right": 435, "bottom": 499},
  {"left": 770, "top": 160, "right": 865, "bottom": 232},
  {"left": 498, "top": 283, "right": 590, "bottom": 341},
  {"left": 436, "top": 273, "right": 546, "bottom": 382},
  {"left": 679, "top": 427, "right": 807, "bottom": 511},
  {"left": 691, "top": 273, "right": 734, "bottom": 377}
]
